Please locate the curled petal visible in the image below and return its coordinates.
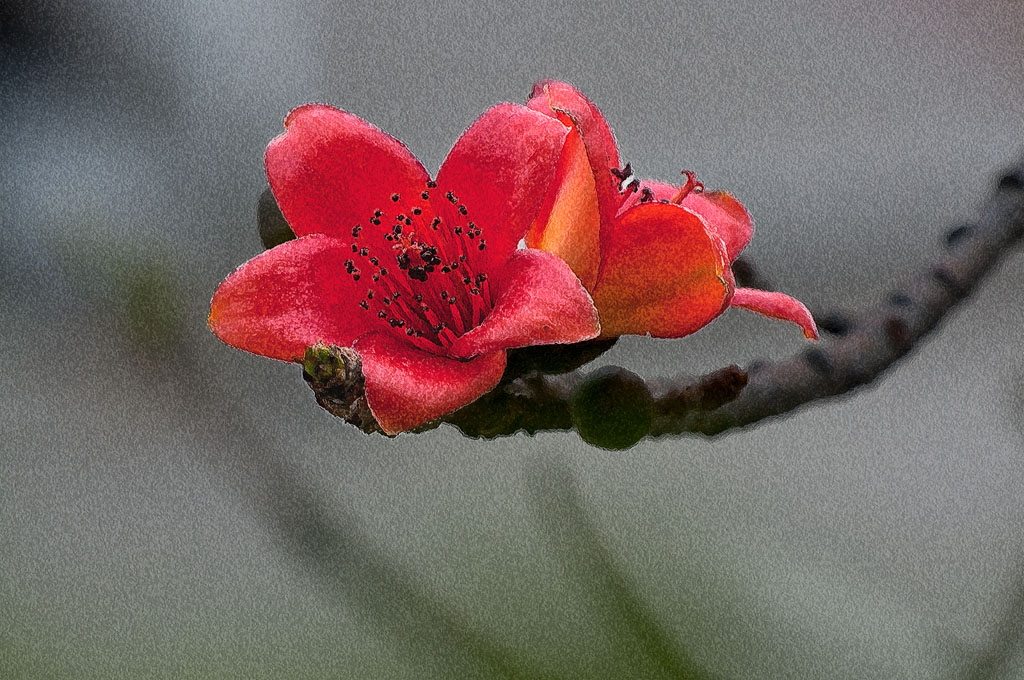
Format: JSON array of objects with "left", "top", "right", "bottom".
[
  {"left": 681, "top": 190, "right": 752, "bottom": 263},
  {"left": 208, "top": 235, "right": 380, "bottom": 361},
  {"left": 528, "top": 80, "right": 623, "bottom": 225},
  {"left": 618, "top": 180, "right": 752, "bottom": 263},
  {"left": 591, "top": 203, "right": 731, "bottom": 338},
  {"left": 448, "top": 249, "right": 600, "bottom": 359},
  {"left": 354, "top": 331, "right": 507, "bottom": 434},
  {"left": 434, "top": 103, "right": 569, "bottom": 275},
  {"left": 265, "top": 104, "right": 430, "bottom": 240},
  {"left": 525, "top": 126, "right": 602, "bottom": 289},
  {"left": 730, "top": 288, "right": 819, "bottom": 339}
]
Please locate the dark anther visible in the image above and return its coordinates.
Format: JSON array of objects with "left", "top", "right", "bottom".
[
  {"left": 396, "top": 252, "right": 410, "bottom": 270},
  {"left": 454, "top": 226, "right": 463, "bottom": 235},
  {"left": 803, "top": 347, "right": 834, "bottom": 377},
  {"left": 367, "top": 290, "right": 374, "bottom": 299},
  {"left": 997, "top": 172, "right": 1023, "bottom": 191},
  {"left": 640, "top": 187, "right": 654, "bottom": 203},
  {"left": 627, "top": 178, "right": 640, "bottom": 192},
  {"left": 351, "top": 226, "right": 362, "bottom": 237},
  {"left": 426, "top": 180, "right": 437, "bottom": 188},
  {"left": 462, "top": 275, "right": 471, "bottom": 285},
  {"left": 467, "top": 232, "right": 475, "bottom": 239},
  {"left": 359, "top": 247, "right": 368, "bottom": 256},
  {"left": 419, "top": 246, "right": 437, "bottom": 262},
  {"left": 393, "top": 224, "right": 402, "bottom": 235},
  {"left": 888, "top": 292, "right": 914, "bottom": 307},
  {"left": 440, "top": 291, "right": 448, "bottom": 300},
  {"left": 414, "top": 293, "right": 423, "bottom": 302},
  {"left": 406, "top": 328, "right": 415, "bottom": 336},
  {"left": 391, "top": 193, "right": 400, "bottom": 202},
  {"left": 372, "top": 274, "right": 380, "bottom": 282},
  {"left": 441, "top": 266, "right": 450, "bottom": 273},
  {"left": 352, "top": 273, "right": 360, "bottom": 281},
  {"left": 884, "top": 315, "right": 912, "bottom": 349},
  {"left": 609, "top": 163, "right": 633, "bottom": 181},
  {"left": 817, "top": 312, "right": 853, "bottom": 336},
  {"left": 359, "top": 300, "right": 369, "bottom": 310},
  {"left": 421, "top": 191, "right": 430, "bottom": 200},
  {"left": 351, "top": 244, "right": 358, "bottom": 253},
  {"left": 944, "top": 224, "right": 973, "bottom": 247},
  {"left": 409, "top": 266, "right": 427, "bottom": 282},
  {"left": 478, "top": 240, "right": 486, "bottom": 250},
  {"left": 379, "top": 267, "right": 388, "bottom": 276},
  {"left": 377, "top": 310, "right": 386, "bottom": 318},
  {"left": 369, "top": 256, "right": 379, "bottom": 266},
  {"left": 371, "top": 217, "right": 381, "bottom": 225},
  {"left": 404, "top": 218, "right": 412, "bottom": 226},
  {"left": 412, "top": 207, "right": 422, "bottom": 215},
  {"left": 475, "top": 273, "right": 487, "bottom": 284},
  {"left": 458, "top": 205, "right": 468, "bottom": 215},
  {"left": 446, "top": 191, "right": 458, "bottom": 204},
  {"left": 385, "top": 234, "right": 393, "bottom": 241}
]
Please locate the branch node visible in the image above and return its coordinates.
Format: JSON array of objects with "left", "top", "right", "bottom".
[{"left": 802, "top": 346, "right": 835, "bottom": 377}]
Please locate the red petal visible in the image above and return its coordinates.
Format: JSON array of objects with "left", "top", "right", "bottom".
[
  {"left": 681, "top": 191, "right": 752, "bottom": 263},
  {"left": 591, "top": 203, "right": 731, "bottom": 338},
  {"left": 524, "top": 127, "right": 602, "bottom": 290},
  {"left": 447, "top": 249, "right": 600, "bottom": 359},
  {"left": 434, "top": 103, "right": 570, "bottom": 276},
  {"left": 354, "top": 331, "right": 507, "bottom": 434},
  {"left": 618, "top": 180, "right": 752, "bottom": 263},
  {"left": 208, "top": 235, "right": 378, "bottom": 361},
  {"left": 265, "top": 104, "right": 431, "bottom": 240},
  {"left": 528, "top": 81, "right": 623, "bottom": 224},
  {"left": 730, "top": 288, "right": 819, "bottom": 339},
  {"left": 616, "top": 179, "right": 676, "bottom": 214}
]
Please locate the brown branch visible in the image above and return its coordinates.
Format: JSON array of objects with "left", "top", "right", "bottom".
[{"left": 304, "top": 159, "right": 1024, "bottom": 447}]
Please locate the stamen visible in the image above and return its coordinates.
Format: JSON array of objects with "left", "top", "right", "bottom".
[
  {"left": 351, "top": 183, "right": 495, "bottom": 348},
  {"left": 669, "top": 170, "right": 704, "bottom": 203}
]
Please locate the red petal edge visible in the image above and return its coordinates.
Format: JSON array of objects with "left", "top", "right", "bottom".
[
  {"left": 434, "top": 103, "right": 570, "bottom": 276},
  {"left": 354, "top": 331, "right": 507, "bottom": 434},
  {"left": 619, "top": 180, "right": 753, "bottom": 263},
  {"left": 590, "top": 202, "right": 731, "bottom": 338},
  {"left": 448, "top": 249, "right": 600, "bottom": 359},
  {"left": 265, "top": 104, "right": 430, "bottom": 240},
  {"left": 209, "top": 235, "right": 380, "bottom": 361},
  {"left": 528, "top": 81, "right": 623, "bottom": 226},
  {"left": 730, "top": 287, "right": 819, "bottom": 339}
]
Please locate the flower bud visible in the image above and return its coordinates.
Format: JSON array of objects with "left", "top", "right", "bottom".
[{"left": 571, "top": 366, "right": 653, "bottom": 450}]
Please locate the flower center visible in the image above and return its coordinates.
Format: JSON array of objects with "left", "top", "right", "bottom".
[{"left": 342, "top": 181, "right": 492, "bottom": 354}]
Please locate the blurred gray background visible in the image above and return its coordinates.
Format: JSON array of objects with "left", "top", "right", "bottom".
[{"left": 3, "top": 1, "right": 1024, "bottom": 678}]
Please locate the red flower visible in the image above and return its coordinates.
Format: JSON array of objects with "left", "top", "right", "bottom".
[
  {"left": 209, "top": 103, "right": 600, "bottom": 434},
  {"left": 525, "top": 80, "right": 818, "bottom": 340}
]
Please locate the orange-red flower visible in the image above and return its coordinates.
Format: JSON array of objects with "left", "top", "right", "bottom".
[
  {"left": 209, "top": 103, "right": 600, "bottom": 433},
  {"left": 525, "top": 80, "right": 818, "bottom": 340}
]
